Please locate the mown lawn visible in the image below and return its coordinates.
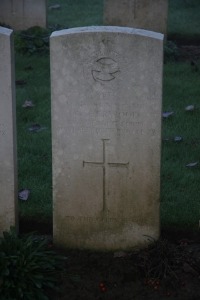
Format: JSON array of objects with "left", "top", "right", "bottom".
[{"left": 15, "top": 0, "right": 200, "bottom": 229}]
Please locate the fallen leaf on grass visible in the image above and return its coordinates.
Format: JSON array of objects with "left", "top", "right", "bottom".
[
  {"left": 49, "top": 4, "right": 61, "bottom": 10},
  {"left": 28, "top": 124, "right": 47, "bottom": 132},
  {"left": 22, "top": 100, "right": 35, "bottom": 108},
  {"left": 174, "top": 136, "right": 183, "bottom": 142},
  {"left": 18, "top": 189, "right": 30, "bottom": 201},
  {"left": 162, "top": 111, "right": 174, "bottom": 118},
  {"left": 163, "top": 136, "right": 183, "bottom": 142},
  {"left": 28, "top": 124, "right": 41, "bottom": 132},
  {"left": 186, "top": 162, "right": 199, "bottom": 168},
  {"left": 185, "top": 105, "right": 195, "bottom": 111}
]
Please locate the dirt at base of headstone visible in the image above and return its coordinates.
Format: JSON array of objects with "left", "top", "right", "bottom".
[
  {"left": 47, "top": 239, "right": 200, "bottom": 300},
  {"left": 18, "top": 219, "right": 200, "bottom": 300}
]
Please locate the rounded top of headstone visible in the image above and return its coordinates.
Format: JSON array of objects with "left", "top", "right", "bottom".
[
  {"left": 0, "top": 26, "right": 13, "bottom": 35},
  {"left": 50, "top": 26, "right": 164, "bottom": 41}
]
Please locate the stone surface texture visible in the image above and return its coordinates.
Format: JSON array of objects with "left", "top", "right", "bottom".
[
  {"left": 0, "top": 0, "right": 47, "bottom": 30},
  {"left": 51, "top": 26, "right": 164, "bottom": 251},
  {"left": 104, "top": 0, "right": 168, "bottom": 35},
  {"left": 0, "top": 27, "right": 18, "bottom": 234}
]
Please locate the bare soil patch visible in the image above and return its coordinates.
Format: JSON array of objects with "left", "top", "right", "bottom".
[{"left": 47, "top": 233, "right": 200, "bottom": 300}]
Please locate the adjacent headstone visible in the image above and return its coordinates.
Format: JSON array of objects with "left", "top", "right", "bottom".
[
  {"left": 0, "top": 0, "right": 47, "bottom": 30},
  {"left": 51, "top": 26, "right": 163, "bottom": 251},
  {"left": 104, "top": 0, "right": 168, "bottom": 35},
  {"left": 0, "top": 27, "right": 18, "bottom": 234}
]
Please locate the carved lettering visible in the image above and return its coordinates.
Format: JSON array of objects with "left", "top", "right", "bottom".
[{"left": 65, "top": 216, "right": 142, "bottom": 223}]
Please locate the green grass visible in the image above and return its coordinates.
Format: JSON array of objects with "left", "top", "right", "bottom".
[
  {"left": 48, "top": 0, "right": 103, "bottom": 28},
  {"left": 16, "top": 54, "right": 51, "bottom": 222},
  {"left": 15, "top": 1, "right": 200, "bottom": 228},
  {"left": 168, "top": 0, "right": 200, "bottom": 42},
  {"left": 161, "top": 62, "right": 200, "bottom": 228},
  {"left": 47, "top": 0, "right": 200, "bottom": 42}
]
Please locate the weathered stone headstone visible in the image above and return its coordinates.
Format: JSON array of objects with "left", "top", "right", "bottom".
[
  {"left": 0, "top": 27, "right": 18, "bottom": 234},
  {"left": 0, "top": 0, "right": 47, "bottom": 30},
  {"left": 104, "top": 0, "right": 168, "bottom": 34},
  {"left": 51, "top": 26, "right": 163, "bottom": 250}
]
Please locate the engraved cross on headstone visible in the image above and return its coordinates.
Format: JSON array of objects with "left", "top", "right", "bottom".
[{"left": 83, "top": 139, "right": 129, "bottom": 212}]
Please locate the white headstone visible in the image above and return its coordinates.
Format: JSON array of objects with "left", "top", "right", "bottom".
[
  {"left": 0, "top": 26, "right": 18, "bottom": 234},
  {"left": 104, "top": 0, "right": 168, "bottom": 35},
  {"left": 51, "top": 26, "right": 164, "bottom": 250},
  {"left": 0, "top": 0, "right": 47, "bottom": 30}
]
